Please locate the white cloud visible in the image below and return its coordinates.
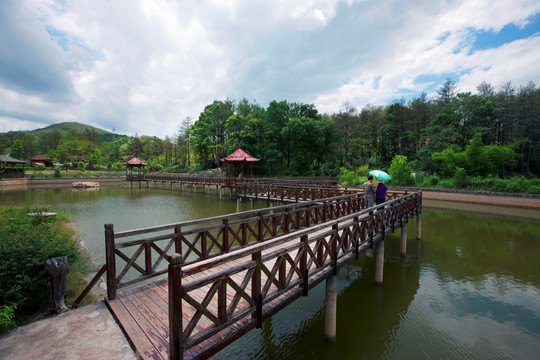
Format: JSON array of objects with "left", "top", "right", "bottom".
[{"left": 1, "top": 0, "right": 539, "bottom": 138}]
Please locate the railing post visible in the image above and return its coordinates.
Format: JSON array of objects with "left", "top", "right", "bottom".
[
  {"left": 258, "top": 212, "right": 264, "bottom": 241},
  {"left": 300, "top": 234, "right": 309, "bottom": 296},
  {"left": 174, "top": 226, "right": 182, "bottom": 256},
  {"left": 169, "top": 253, "right": 183, "bottom": 360},
  {"left": 284, "top": 209, "right": 290, "bottom": 233},
  {"left": 354, "top": 216, "right": 360, "bottom": 260},
  {"left": 252, "top": 250, "right": 262, "bottom": 328},
  {"left": 223, "top": 219, "right": 230, "bottom": 252},
  {"left": 105, "top": 224, "right": 117, "bottom": 300},
  {"left": 332, "top": 224, "right": 339, "bottom": 275}
]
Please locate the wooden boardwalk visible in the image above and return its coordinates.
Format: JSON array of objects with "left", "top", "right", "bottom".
[{"left": 81, "top": 186, "right": 421, "bottom": 359}]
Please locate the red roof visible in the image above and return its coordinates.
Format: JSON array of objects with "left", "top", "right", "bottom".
[
  {"left": 220, "top": 148, "right": 260, "bottom": 163},
  {"left": 122, "top": 157, "right": 148, "bottom": 166}
]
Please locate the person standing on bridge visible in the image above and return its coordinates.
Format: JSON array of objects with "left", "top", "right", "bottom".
[
  {"left": 363, "top": 175, "right": 375, "bottom": 208},
  {"left": 374, "top": 178, "right": 388, "bottom": 205}
]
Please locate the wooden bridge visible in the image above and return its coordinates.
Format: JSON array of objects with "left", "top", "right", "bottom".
[{"left": 77, "top": 183, "right": 422, "bottom": 359}]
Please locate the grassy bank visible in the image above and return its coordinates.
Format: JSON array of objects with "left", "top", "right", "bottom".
[{"left": 0, "top": 207, "right": 96, "bottom": 333}]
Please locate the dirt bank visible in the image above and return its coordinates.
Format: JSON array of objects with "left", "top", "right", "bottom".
[{"left": 421, "top": 191, "right": 540, "bottom": 209}]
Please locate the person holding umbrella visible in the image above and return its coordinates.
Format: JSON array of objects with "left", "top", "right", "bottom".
[
  {"left": 369, "top": 170, "right": 391, "bottom": 205},
  {"left": 374, "top": 178, "right": 388, "bottom": 205}
]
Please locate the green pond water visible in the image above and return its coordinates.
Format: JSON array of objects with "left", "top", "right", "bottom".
[{"left": 1, "top": 185, "right": 539, "bottom": 359}]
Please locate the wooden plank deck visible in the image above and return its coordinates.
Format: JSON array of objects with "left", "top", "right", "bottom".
[{"left": 106, "top": 230, "right": 342, "bottom": 360}]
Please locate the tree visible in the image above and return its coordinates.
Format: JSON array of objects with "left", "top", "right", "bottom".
[
  {"left": 389, "top": 155, "right": 414, "bottom": 186},
  {"left": 9, "top": 139, "right": 25, "bottom": 160},
  {"left": 333, "top": 102, "right": 358, "bottom": 168}
]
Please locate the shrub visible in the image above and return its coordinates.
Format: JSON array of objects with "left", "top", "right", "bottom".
[
  {"left": 430, "top": 175, "right": 440, "bottom": 186},
  {"left": 34, "top": 164, "right": 46, "bottom": 172},
  {"left": 53, "top": 166, "right": 61, "bottom": 178},
  {"left": 0, "top": 208, "right": 79, "bottom": 312},
  {"left": 453, "top": 167, "right": 468, "bottom": 188},
  {"left": 338, "top": 167, "right": 357, "bottom": 185},
  {"left": 0, "top": 303, "right": 17, "bottom": 333},
  {"left": 389, "top": 155, "right": 414, "bottom": 186}
]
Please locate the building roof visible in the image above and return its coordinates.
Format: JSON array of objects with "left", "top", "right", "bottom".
[
  {"left": 122, "top": 157, "right": 148, "bottom": 167},
  {"left": 220, "top": 148, "right": 260, "bottom": 163},
  {"left": 30, "top": 154, "right": 51, "bottom": 161},
  {"left": 0, "top": 155, "right": 27, "bottom": 164}
]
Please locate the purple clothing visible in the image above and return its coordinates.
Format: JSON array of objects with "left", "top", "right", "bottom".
[{"left": 375, "top": 183, "right": 388, "bottom": 200}]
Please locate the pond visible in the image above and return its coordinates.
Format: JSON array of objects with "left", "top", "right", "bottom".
[{"left": 1, "top": 185, "right": 539, "bottom": 359}]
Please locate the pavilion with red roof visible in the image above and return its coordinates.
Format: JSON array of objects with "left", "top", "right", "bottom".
[
  {"left": 220, "top": 148, "right": 259, "bottom": 184},
  {"left": 122, "top": 157, "right": 148, "bottom": 181}
]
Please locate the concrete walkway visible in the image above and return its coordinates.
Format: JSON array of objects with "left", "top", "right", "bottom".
[{"left": 0, "top": 302, "right": 137, "bottom": 360}]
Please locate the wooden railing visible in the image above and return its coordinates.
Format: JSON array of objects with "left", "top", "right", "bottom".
[
  {"left": 234, "top": 183, "right": 358, "bottom": 201},
  {"left": 103, "top": 193, "right": 366, "bottom": 299},
  {"left": 142, "top": 174, "right": 337, "bottom": 188},
  {"left": 168, "top": 192, "right": 422, "bottom": 359}
]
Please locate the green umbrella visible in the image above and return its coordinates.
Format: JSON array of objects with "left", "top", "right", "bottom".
[{"left": 369, "top": 170, "right": 391, "bottom": 181}]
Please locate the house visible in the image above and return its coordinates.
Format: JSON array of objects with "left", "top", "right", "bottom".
[{"left": 30, "top": 155, "right": 53, "bottom": 167}]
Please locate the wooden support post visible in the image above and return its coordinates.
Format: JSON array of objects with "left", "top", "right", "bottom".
[
  {"left": 105, "top": 224, "right": 117, "bottom": 300},
  {"left": 168, "top": 253, "right": 183, "bottom": 360},
  {"left": 250, "top": 198, "right": 254, "bottom": 210},
  {"left": 400, "top": 222, "right": 407, "bottom": 257},
  {"left": 324, "top": 274, "right": 337, "bottom": 342},
  {"left": 416, "top": 211, "right": 422, "bottom": 240},
  {"left": 219, "top": 187, "right": 223, "bottom": 200},
  {"left": 375, "top": 239, "right": 384, "bottom": 285},
  {"left": 237, "top": 197, "right": 241, "bottom": 213}
]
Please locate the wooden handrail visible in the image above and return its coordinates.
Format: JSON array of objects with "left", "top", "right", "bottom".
[{"left": 168, "top": 192, "right": 421, "bottom": 356}]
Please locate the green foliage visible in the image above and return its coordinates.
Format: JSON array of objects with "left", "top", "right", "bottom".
[
  {"left": 0, "top": 303, "right": 17, "bottom": 333},
  {"left": 9, "top": 139, "right": 25, "bottom": 160},
  {"left": 111, "top": 161, "right": 123, "bottom": 172},
  {"left": 389, "top": 155, "right": 414, "bottom": 186},
  {"left": 453, "top": 167, "right": 468, "bottom": 188},
  {"left": 338, "top": 167, "right": 363, "bottom": 185},
  {"left": 0, "top": 208, "right": 79, "bottom": 312},
  {"left": 53, "top": 166, "right": 61, "bottom": 178},
  {"left": 34, "top": 163, "right": 46, "bottom": 171}
]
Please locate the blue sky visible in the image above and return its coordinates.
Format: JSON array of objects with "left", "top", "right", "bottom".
[{"left": 0, "top": 0, "right": 539, "bottom": 138}]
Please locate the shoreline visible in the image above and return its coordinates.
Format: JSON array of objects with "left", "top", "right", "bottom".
[{"left": 421, "top": 190, "right": 540, "bottom": 209}]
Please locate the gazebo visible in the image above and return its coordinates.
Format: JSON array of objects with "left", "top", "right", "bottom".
[
  {"left": 220, "top": 148, "right": 259, "bottom": 185},
  {"left": 0, "top": 155, "right": 26, "bottom": 178},
  {"left": 122, "top": 157, "right": 148, "bottom": 180}
]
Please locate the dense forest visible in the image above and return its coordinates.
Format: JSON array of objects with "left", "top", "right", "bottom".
[{"left": 1, "top": 79, "right": 539, "bottom": 183}]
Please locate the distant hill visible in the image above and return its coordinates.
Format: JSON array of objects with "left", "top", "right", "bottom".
[{"left": 27, "top": 122, "right": 128, "bottom": 143}]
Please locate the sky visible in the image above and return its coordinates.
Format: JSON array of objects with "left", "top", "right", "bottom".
[{"left": 1, "top": 0, "right": 539, "bottom": 139}]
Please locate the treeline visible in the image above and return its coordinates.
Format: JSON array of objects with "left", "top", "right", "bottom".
[
  {"left": 185, "top": 79, "right": 539, "bottom": 178},
  {"left": 1, "top": 79, "right": 539, "bottom": 179}
]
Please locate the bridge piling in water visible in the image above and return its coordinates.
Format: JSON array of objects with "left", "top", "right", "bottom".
[
  {"left": 416, "top": 212, "right": 422, "bottom": 239},
  {"left": 375, "top": 239, "right": 385, "bottom": 285},
  {"left": 400, "top": 222, "right": 408, "bottom": 257},
  {"left": 324, "top": 274, "right": 337, "bottom": 342}
]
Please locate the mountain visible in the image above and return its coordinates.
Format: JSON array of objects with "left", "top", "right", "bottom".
[
  {"left": 27, "top": 122, "right": 128, "bottom": 144},
  {"left": 28, "top": 122, "right": 116, "bottom": 137}
]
